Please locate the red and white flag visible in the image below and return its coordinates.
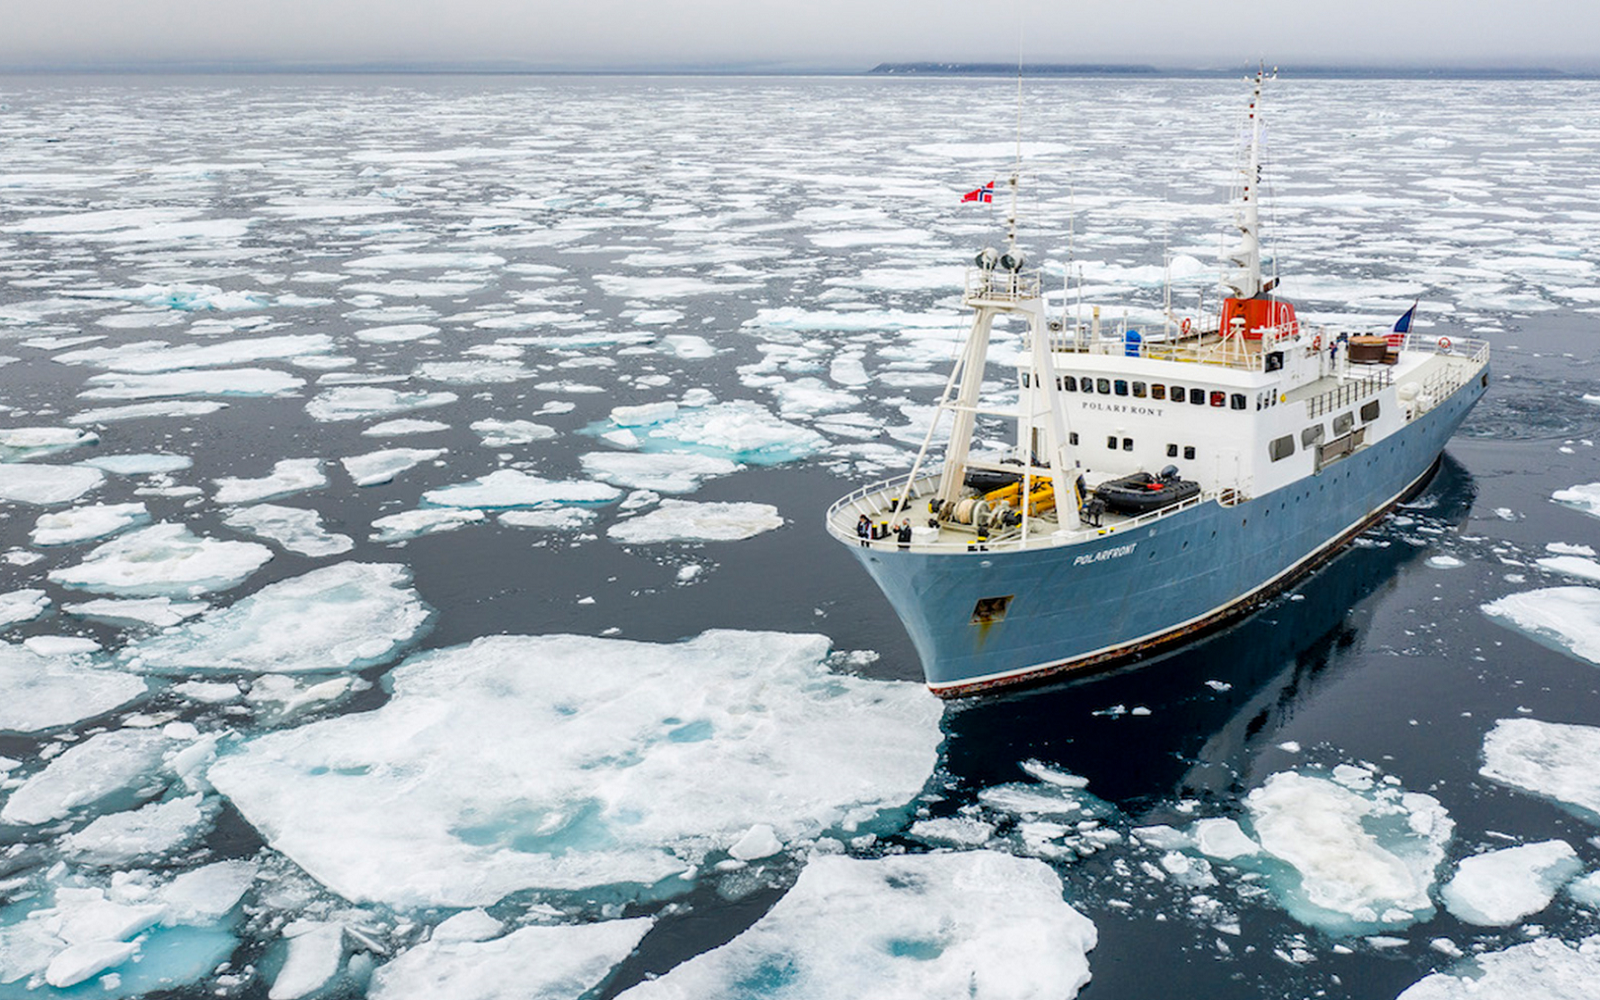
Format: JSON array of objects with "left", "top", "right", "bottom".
[{"left": 961, "top": 182, "right": 995, "bottom": 203}]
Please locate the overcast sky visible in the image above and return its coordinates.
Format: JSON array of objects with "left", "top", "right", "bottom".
[{"left": 6, "top": 0, "right": 1598, "bottom": 72}]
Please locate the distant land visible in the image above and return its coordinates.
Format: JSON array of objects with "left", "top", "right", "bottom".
[{"left": 869, "top": 62, "right": 1597, "bottom": 79}]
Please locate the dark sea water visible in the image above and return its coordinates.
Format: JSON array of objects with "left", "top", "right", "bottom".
[{"left": 0, "top": 74, "right": 1597, "bottom": 999}]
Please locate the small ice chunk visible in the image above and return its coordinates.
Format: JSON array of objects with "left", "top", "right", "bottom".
[
  {"left": 78, "top": 452, "right": 193, "bottom": 475},
  {"left": 610, "top": 401, "right": 678, "bottom": 426},
  {"left": 0, "top": 463, "right": 104, "bottom": 505},
  {"left": 341, "top": 447, "right": 445, "bottom": 486},
  {"left": 31, "top": 502, "right": 150, "bottom": 545},
  {"left": 0, "top": 587, "right": 50, "bottom": 627},
  {"left": 24, "top": 635, "right": 99, "bottom": 656},
  {"left": 1552, "top": 482, "right": 1600, "bottom": 519},
  {"left": 64, "top": 597, "right": 207, "bottom": 627},
  {"left": 161, "top": 859, "right": 258, "bottom": 925},
  {"left": 362, "top": 418, "right": 450, "bottom": 437},
  {"left": 1244, "top": 770, "right": 1453, "bottom": 933},
  {"left": 270, "top": 923, "right": 345, "bottom": 1000},
  {"left": 728, "top": 823, "right": 783, "bottom": 861},
  {"left": 424, "top": 469, "right": 621, "bottom": 509},
  {"left": 0, "top": 425, "right": 98, "bottom": 461},
  {"left": 123, "top": 563, "right": 429, "bottom": 674},
  {"left": 1483, "top": 586, "right": 1600, "bottom": 664},
  {"left": 49, "top": 522, "right": 273, "bottom": 596},
  {"left": 430, "top": 909, "right": 503, "bottom": 944},
  {"left": 1481, "top": 717, "right": 1600, "bottom": 822},
  {"left": 469, "top": 419, "right": 555, "bottom": 447},
  {"left": 608, "top": 500, "right": 783, "bottom": 544},
  {"left": 46, "top": 940, "right": 140, "bottom": 989},
  {"left": 909, "top": 816, "right": 996, "bottom": 846},
  {"left": 1396, "top": 934, "right": 1600, "bottom": 999},
  {"left": 369, "top": 919, "right": 652, "bottom": 1000},
  {"left": 62, "top": 794, "right": 211, "bottom": 865},
  {"left": 1568, "top": 871, "right": 1600, "bottom": 907},
  {"left": 581, "top": 451, "right": 741, "bottom": 494},
  {"left": 306, "top": 386, "right": 457, "bottom": 422},
  {"left": 1547, "top": 542, "right": 1597, "bottom": 557},
  {"left": 0, "top": 642, "right": 147, "bottom": 733},
  {"left": 214, "top": 458, "right": 327, "bottom": 504},
  {"left": 498, "top": 507, "right": 595, "bottom": 531},
  {"left": 616, "top": 853, "right": 1096, "bottom": 1000},
  {"left": 1192, "top": 818, "right": 1260, "bottom": 860},
  {"left": 223, "top": 504, "right": 355, "bottom": 557},
  {"left": 1537, "top": 555, "right": 1600, "bottom": 582},
  {"left": 1427, "top": 555, "right": 1464, "bottom": 569},
  {"left": 371, "top": 507, "right": 486, "bottom": 542},
  {"left": 1439, "top": 840, "right": 1582, "bottom": 926}
]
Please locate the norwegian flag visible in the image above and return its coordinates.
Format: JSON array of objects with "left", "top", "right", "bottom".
[{"left": 961, "top": 181, "right": 995, "bottom": 203}]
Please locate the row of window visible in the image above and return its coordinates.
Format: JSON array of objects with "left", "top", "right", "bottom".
[
  {"left": 1068, "top": 430, "right": 1200, "bottom": 461},
  {"left": 1270, "top": 401, "right": 1383, "bottom": 462},
  {"left": 1023, "top": 372, "right": 1251, "bottom": 411}
]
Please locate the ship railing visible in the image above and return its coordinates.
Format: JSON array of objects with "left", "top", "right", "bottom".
[
  {"left": 1304, "top": 369, "right": 1393, "bottom": 419},
  {"left": 1399, "top": 332, "right": 1489, "bottom": 364},
  {"left": 825, "top": 471, "right": 1231, "bottom": 553},
  {"left": 965, "top": 267, "right": 1042, "bottom": 304}
]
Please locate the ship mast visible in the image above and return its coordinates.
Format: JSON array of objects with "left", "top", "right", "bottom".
[{"left": 1223, "top": 68, "right": 1272, "bottom": 300}]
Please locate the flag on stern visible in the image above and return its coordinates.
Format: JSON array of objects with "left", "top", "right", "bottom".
[
  {"left": 1387, "top": 300, "right": 1417, "bottom": 347},
  {"left": 961, "top": 182, "right": 995, "bottom": 203}
]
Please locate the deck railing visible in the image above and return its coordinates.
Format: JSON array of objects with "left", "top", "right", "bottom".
[
  {"left": 965, "top": 267, "right": 1041, "bottom": 303},
  {"left": 1304, "top": 369, "right": 1393, "bottom": 418}
]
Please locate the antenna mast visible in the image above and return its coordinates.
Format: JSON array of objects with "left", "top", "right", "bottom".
[{"left": 1223, "top": 67, "right": 1273, "bottom": 299}]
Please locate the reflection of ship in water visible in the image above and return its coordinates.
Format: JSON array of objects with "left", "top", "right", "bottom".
[{"left": 938, "top": 454, "right": 1475, "bottom": 811}]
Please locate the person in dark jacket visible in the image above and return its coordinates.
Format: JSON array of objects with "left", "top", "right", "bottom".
[
  {"left": 896, "top": 520, "right": 913, "bottom": 549},
  {"left": 856, "top": 514, "right": 872, "bottom": 546}
]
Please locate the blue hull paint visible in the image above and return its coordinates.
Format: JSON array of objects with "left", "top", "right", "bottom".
[{"left": 851, "top": 371, "right": 1487, "bottom": 696}]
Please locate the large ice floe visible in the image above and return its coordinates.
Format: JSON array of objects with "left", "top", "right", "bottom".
[
  {"left": 0, "top": 728, "right": 184, "bottom": 825},
  {"left": 618, "top": 852, "right": 1096, "bottom": 1000},
  {"left": 422, "top": 469, "right": 621, "bottom": 509},
  {"left": 79, "top": 368, "right": 304, "bottom": 400},
  {"left": 1237, "top": 768, "right": 1453, "bottom": 934},
  {"left": 0, "top": 426, "right": 97, "bottom": 462},
  {"left": 1480, "top": 717, "right": 1600, "bottom": 822},
  {"left": 600, "top": 400, "right": 825, "bottom": 464},
  {"left": 1552, "top": 482, "right": 1600, "bottom": 519},
  {"left": 580, "top": 451, "right": 740, "bottom": 494},
  {"left": 0, "top": 642, "right": 147, "bottom": 734},
  {"left": 304, "top": 386, "right": 457, "bottom": 422},
  {"left": 49, "top": 523, "right": 272, "bottom": 597},
  {"left": 1482, "top": 586, "right": 1600, "bottom": 664},
  {"left": 213, "top": 459, "right": 327, "bottom": 505},
  {"left": 206, "top": 631, "right": 942, "bottom": 908},
  {"left": 369, "top": 917, "right": 652, "bottom": 1000},
  {"left": 0, "top": 464, "right": 103, "bottom": 505},
  {"left": 52, "top": 333, "right": 334, "bottom": 373},
  {"left": 122, "top": 563, "right": 428, "bottom": 675},
  {"left": 1396, "top": 935, "right": 1600, "bottom": 999},
  {"left": 609, "top": 500, "right": 784, "bottom": 544},
  {"left": 339, "top": 448, "right": 444, "bottom": 486},
  {"left": 1439, "top": 840, "right": 1582, "bottom": 926},
  {"left": 0, "top": 590, "right": 49, "bottom": 628},
  {"left": 221, "top": 504, "right": 354, "bottom": 557}
]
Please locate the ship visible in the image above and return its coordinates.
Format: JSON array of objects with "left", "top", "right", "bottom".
[{"left": 824, "top": 71, "right": 1490, "bottom": 698}]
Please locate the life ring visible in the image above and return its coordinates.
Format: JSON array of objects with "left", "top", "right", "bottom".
[
  {"left": 1180, "top": 317, "right": 1192, "bottom": 335},
  {"left": 1312, "top": 334, "right": 1322, "bottom": 350},
  {"left": 1437, "top": 336, "right": 1452, "bottom": 351}
]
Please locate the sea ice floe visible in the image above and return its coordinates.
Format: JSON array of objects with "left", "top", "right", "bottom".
[
  {"left": 50, "top": 523, "right": 273, "bottom": 597},
  {"left": 340, "top": 448, "right": 444, "bottom": 487},
  {"left": 498, "top": 508, "right": 596, "bottom": 531},
  {"left": 0, "top": 589, "right": 49, "bottom": 628},
  {"left": 53, "top": 333, "right": 333, "bottom": 372},
  {"left": 61, "top": 794, "right": 213, "bottom": 866},
  {"left": 67, "top": 400, "right": 228, "bottom": 425},
  {"left": 80, "top": 368, "right": 305, "bottom": 400},
  {"left": 369, "top": 508, "right": 487, "bottom": 543},
  {"left": 304, "top": 386, "right": 458, "bottom": 422},
  {"left": 78, "top": 453, "right": 193, "bottom": 476},
  {"left": 1242, "top": 769, "right": 1453, "bottom": 934},
  {"left": 469, "top": 419, "right": 555, "bottom": 447},
  {"left": 1482, "top": 586, "right": 1600, "bottom": 664},
  {"left": 31, "top": 502, "right": 150, "bottom": 546},
  {"left": 361, "top": 418, "right": 450, "bottom": 438},
  {"left": 1439, "top": 840, "right": 1582, "bottom": 926},
  {"left": 1, "top": 728, "right": 177, "bottom": 824},
  {"left": 0, "top": 426, "right": 98, "bottom": 462},
  {"left": 353, "top": 323, "right": 439, "bottom": 343},
  {"left": 0, "top": 642, "right": 147, "bottom": 734},
  {"left": 422, "top": 469, "right": 622, "bottom": 509},
  {"left": 609, "top": 501, "right": 784, "bottom": 544},
  {"left": 268, "top": 922, "right": 347, "bottom": 1000},
  {"left": 617, "top": 852, "right": 1096, "bottom": 1000},
  {"left": 206, "top": 630, "right": 942, "bottom": 907},
  {"left": 222, "top": 504, "right": 355, "bottom": 557},
  {"left": 1396, "top": 934, "right": 1600, "bottom": 1000},
  {"left": 64, "top": 597, "right": 208, "bottom": 628},
  {"left": 0, "top": 464, "right": 104, "bottom": 505},
  {"left": 369, "top": 919, "right": 652, "bottom": 1000},
  {"left": 580, "top": 452, "right": 741, "bottom": 493},
  {"left": 1537, "top": 555, "right": 1600, "bottom": 582},
  {"left": 214, "top": 459, "right": 327, "bottom": 504},
  {"left": 1480, "top": 717, "right": 1600, "bottom": 823},
  {"left": 601, "top": 400, "right": 825, "bottom": 464},
  {"left": 1552, "top": 482, "right": 1600, "bottom": 518},
  {"left": 122, "top": 563, "right": 428, "bottom": 675}
]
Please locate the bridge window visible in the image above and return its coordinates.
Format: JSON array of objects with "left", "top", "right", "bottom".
[
  {"left": 1230, "top": 393, "right": 1247, "bottom": 410},
  {"left": 1191, "top": 389, "right": 1206, "bottom": 406},
  {"left": 1081, "top": 378, "right": 1094, "bottom": 394},
  {"left": 1114, "top": 379, "right": 1129, "bottom": 396},
  {"left": 1169, "top": 384, "right": 1183, "bottom": 402},
  {"left": 1096, "top": 378, "right": 1111, "bottom": 394},
  {"left": 1210, "top": 391, "right": 1226, "bottom": 407},
  {"left": 1132, "top": 381, "right": 1147, "bottom": 398},
  {"left": 1151, "top": 384, "right": 1167, "bottom": 401},
  {"left": 1269, "top": 435, "right": 1295, "bottom": 461},
  {"left": 1061, "top": 375, "right": 1077, "bottom": 391}
]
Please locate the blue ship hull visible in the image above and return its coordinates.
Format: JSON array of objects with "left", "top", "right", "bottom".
[{"left": 850, "top": 370, "right": 1487, "bottom": 697}]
